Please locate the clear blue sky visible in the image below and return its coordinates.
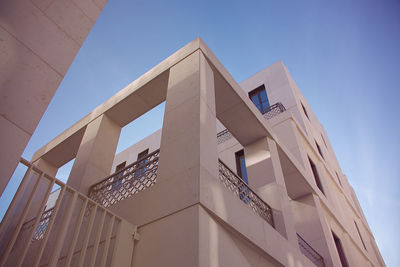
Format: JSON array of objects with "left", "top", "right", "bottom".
[{"left": 8, "top": 0, "right": 400, "bottom": 265}]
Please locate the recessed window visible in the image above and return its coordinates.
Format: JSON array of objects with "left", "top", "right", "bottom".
[
  {"left": 354, "top": 221, "right": 367, "bottom": 251},
  {"left": 335, "top": 171, "right": 343, "bottom": 188},
  {"left": 308, "top": 156, "right": 324, "bottom": 195},
  {"left": 249, "top": 85, "right": 270, "bottom": 113},
  {"left": 135, "top": 149, "right": 149, "bottom": 178},
  {"left": 321, "top": 133, "right": 328, "bottom": 148},
  {"left": 115, "top": 161, "right": 126, "bottom": 172},
  {"left": 235, "top": 150, "right": 249, "bottom": 184},
  {"left": 301, "top": 102, "right": 309, "bottom": 120},
  {"left": 137, "top": 149, "right": 149, "bottom": 160},
  {"left": 315, "top": 140, "right": 324, "bottom": 159},
  {"left": 332, "top": 231, "right": 349, "bottom": 267}
]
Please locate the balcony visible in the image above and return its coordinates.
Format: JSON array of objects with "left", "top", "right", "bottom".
[
  {"left": 217, "top": 102, "right": 286, "bottom": 144},
  {"left": 297, "top": 233, "right": 325, "bottom": 267},
  {"left": 89, "top": 149, "right": 160, "bottom": 208},
  {"left": 218, "top": 159, "right": 274, "bottom": 227}
]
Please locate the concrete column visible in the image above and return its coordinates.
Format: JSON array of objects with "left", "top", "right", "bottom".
[
  {"left": 68, "top": 114, "right": 121, "bottom": 193},
  {"left": 157, "top": 50, "right": 218, "bottom": 186},
  {"left": 244, "top": 137, "right": 298, "bottom": 245}
]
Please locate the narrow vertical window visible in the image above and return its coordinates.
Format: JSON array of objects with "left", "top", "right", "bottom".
[
  {"left": 114, "top": 161, "right": 126, "bottom": 188},
  {"left": 249, "top": 85, "right": 270, "bottom": 113},
  {"left": 301, "top": 102, "right": 309, "bottom": 120},
  {"left": 308, "top": 156, "right": 324, "bottom": 194},
  {"left": 354, "top": 221, "right": 367, "bottom": 250},
  {"left": 315, "top": 140, "right": 324, "bottom": 159},
  {"left": 115, "top": 161, "right": 126, "bottom": 172},
  {"left": 137, "top": 149, "right": 149, "bottom": 160},
  {"left": 336, "top": 171, "right": 343, "bottom": 188},
  {"left": 321, "top": 133, "right": 328, "bottom": 148},
  {"left": 235, "top": 150, "right": 248, "bottom": 184},
  {"left": 136, "top": 149, "right": 149, "bottom": 178},
  {"left": 332, "top": 232, "right": 349, "bottom": 267}
]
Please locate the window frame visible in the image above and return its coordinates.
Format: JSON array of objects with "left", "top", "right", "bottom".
[
  {"left": 248, "top": 85, "right": 270, "bottom": 113},
  {"left": 308, "top": 156, "right": 325, "bottom": 195}
]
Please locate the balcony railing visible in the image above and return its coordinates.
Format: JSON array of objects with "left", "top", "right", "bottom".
[
  {"left": 217, "top": 102, "right": 285, "bottom": 144},
  {"left": 218, "top": 159, "right": 274, "bottom": 227},
  {"left": 297, "top": 233, "right": 325, "bottom": 267},
  {"left": 21, "top": 207, "right": 54, "bottom": 242},
  {"left": 262, "top": 102, "right": 286, "bottom": 119},
  {"left": 0, "top": 158, "right": 136, "bottom": 267},
  {"left": 89, "top": 149, "right": 160, "bottom": 208}
]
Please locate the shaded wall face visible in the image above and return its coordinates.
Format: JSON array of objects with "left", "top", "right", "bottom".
[{"left": 0, "top": 0, "right": 108, "bottom": 195}]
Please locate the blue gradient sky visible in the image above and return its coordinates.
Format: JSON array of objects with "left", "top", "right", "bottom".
[{"left": 9, "top": 0, "right": 400, "bottom": 265}]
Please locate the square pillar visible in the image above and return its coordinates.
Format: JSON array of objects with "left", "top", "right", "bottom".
[
  {"left": 68, "top": 114, "right": 121, "bottom": 193},
  {"left": 244, "top": 137, "right": 298, "bottom": 246},
  {"left": 157, "top": 50, "right": 218, "bottom": 193}
]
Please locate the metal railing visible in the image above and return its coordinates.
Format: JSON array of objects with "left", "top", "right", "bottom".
[
  {"left": 297, "top": 233, "right": 325, "bottom": 267},
  {"left": 218, "top": 159, "right": 274, "bottom": 227},
  {"left": 21, "top": 207, "right": 54, "bottom": 242},
  {"left": 217, "top": 129, "right": 233, "bottom": 144},
  {"left": 217, "top": 102, "right": 285, "bottom": 144},
  {"left": 0, "top": 158, "right": 136, "bottom": 267},
  {"left": 262, "top": 102, "right": 286, "bottom": 119},
  {"left": 89, "top": 149, "right": 160, "bottom": 208}
]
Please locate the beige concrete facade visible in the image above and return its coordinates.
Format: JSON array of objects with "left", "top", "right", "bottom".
[
  {"left": 0, "top": 0, "right": 108, "bottom": 195},
  {"left": 0, "top": 38, "right": 385, "bottom": 267}
]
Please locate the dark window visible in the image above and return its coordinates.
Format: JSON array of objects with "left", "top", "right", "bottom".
[
  {"left": 249, "top": 85, "right": 270, "bottom": 113},
  {"left": 235, "top": 150, "right": 248, "bottom": 184},
  {"left": 135, "top": 149, "right": 149, "bottom": 178},
  {"left": 301, "top": 102, "right": 309, "bottom": 120},
  {"left": 308, "top": 156, "right": 324, "bottom": 194},
  {"left": 336, "top": 171, "right": 343, "bottom": 188},
  {"left": 137, "top": 149, "right": 149, "bottom": 160},
  {"left": 115, "top": 162, "right": 126, "bottom": 172},
  {"left": 315, "top": 140, "right": 324, "bottom": 159},
  {"left": 114, "top": 162, "right": 126, "bottom": 188},
  {"left": 332, "top": 232, "right": 349, "bottom": 267},
  {"left": 354, "top": 221, "right": 367, "bottom": 250},
  {"left": 321, "top": 133, "right": 328, "bottom": 148}
]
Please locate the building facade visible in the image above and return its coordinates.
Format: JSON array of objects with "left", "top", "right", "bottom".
[{"left": 0, "top": 38, "right": 385, "bottom": 267}]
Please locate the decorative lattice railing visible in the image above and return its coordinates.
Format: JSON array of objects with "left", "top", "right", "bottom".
[
  {"left": 88, "top": 149, "right": 160, "bottom": 208},
  {"left": 218, "top": 159, "right": 274, "bottom": 227},
  {"left": 262, "top": 102, "right": 286, "bottom": 119},
  {"left": 297, "top": 233, "right": 325, "bottom": 267},
  {"left": 217, "top": 102, "right": 285, "bottom": 144},
  {"left": 21, "top": 207, "right": 54, "bottom": 242}
]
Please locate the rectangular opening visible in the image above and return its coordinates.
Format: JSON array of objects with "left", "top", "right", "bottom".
[
  {"left": 137, "top": 149, "right": 149, "bottom": 160},
  {"left": 354, "top": 221, "right": 367, "bottom": 250},
  {"left": 308, "top": 156, "right": 324, "bottom": 195},
  {"left": 332, "top": 231, "right": 349, "bottom": 267},
  {"left": 336, "top": 171, "right": 343, "bottom": 188},
  {"left": 315, "top": 140, "right": 324, "bottom": 159},
  {"left": 248, "top": 84, "right": 270, "bottom": 113},
  {"left": 115, "top": 161, "right": 126, "bottom": 172},
  {"left": 235, "top": 149, "right": 249, "bottom": 184},
  {"left": 321, "top": 133, "right": 328, "bottom": 148},
  {"left": 301, "top": 102, "right": 310, "bottom": 120}
]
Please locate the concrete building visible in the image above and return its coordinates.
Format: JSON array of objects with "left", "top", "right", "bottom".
[{"left": 0, "top": 38, "right": 385, "bottom": 267}]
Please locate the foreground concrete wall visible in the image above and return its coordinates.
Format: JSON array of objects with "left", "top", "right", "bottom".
[{"left": 0, "top": 0, "right": 108, "bottom": 195}]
